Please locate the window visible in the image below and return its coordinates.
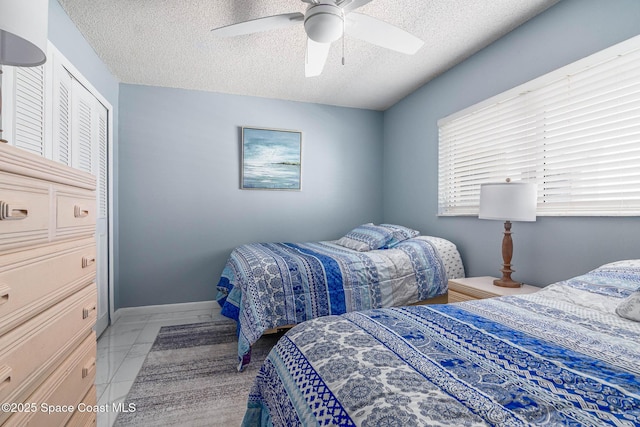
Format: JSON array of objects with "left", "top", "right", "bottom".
[{"left": 438, "top": 35, "right": 640, "bottom": 216}]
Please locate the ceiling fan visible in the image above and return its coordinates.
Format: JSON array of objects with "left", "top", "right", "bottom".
[{"left": 210, "top": 0, "right": 424, "bottom": 77}]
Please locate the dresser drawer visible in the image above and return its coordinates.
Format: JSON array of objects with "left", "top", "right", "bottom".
[
  {"left": 65, "top": 386, "right": 97, "bottom": 427},
  {"left": 55, "top": 188, "right": 96, "bottom": 240},
  {"left": 0, "top": 284, "right": 97, "bottom": 418},
  {"left": 4, "top": 333, "right": 96, "bottom": 427},
  {"left": 0, "top": 238, "right": 96, "bottom": 335},
  {"left": 0, "top": 172, "right": 50, "bottom": 250}
]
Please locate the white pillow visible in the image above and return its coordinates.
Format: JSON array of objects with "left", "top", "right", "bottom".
[{"left": 615, "top": 291, "right": 640, "bottom": 322}]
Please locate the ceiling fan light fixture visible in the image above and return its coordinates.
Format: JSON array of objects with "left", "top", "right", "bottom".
[
  {"left": 304, "top": 5, "right": 343, "bottom": 44},
  {"left": 209, "top": 0, "right": 425, "bottom": 77}
]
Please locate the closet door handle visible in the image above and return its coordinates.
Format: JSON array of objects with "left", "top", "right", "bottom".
[
  {"left": 74, "top": 205, "right": 90, "bottom": 218},
  {"left": 0, "top": 284, "right": 10, "bottom": 306},
  {"left": 0, "top": 201, "right": 28, "bottom": 220}
]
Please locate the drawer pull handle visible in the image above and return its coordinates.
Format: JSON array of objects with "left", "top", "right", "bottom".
[
  {"left": 0, "top": 284, "right": 10, "bottom": 306},
  {"left": 82, "top": 256, "right": 96, "bottom": 268},
  {"left": 82, "top": 358, "right": 96, "bottom": 379},
  {"left": 0, "top": 201, "right": 28, "bottom": 221},
  {"left": 0, "top": 365, "right": 11, "bottom": 391},
  {"left": 74, "top": 205, "right": 90, "bottom": 218},
  {"left": 82, "top": 304, "right": 97, "bottom": 320}
]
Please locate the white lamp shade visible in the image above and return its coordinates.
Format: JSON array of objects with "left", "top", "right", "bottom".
[
  {"left": 0, "top": 0, "right": 48, "bottom": 66},
  {"left": 479, "top": 182, "right": 537, "bottom": 222}
]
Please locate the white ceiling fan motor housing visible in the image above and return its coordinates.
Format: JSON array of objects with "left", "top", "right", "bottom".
[{"left": 304, "top": 4, "right": 343, "bottom": 43}]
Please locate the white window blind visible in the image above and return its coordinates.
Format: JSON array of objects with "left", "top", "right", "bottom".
[{"left": 438, "top": 35, "right": 640, "bottom": 216}]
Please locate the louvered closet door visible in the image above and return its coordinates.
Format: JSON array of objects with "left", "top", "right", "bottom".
[
  {"left": 52, "top": 67, "right": 72, "bottom": 166},
  {"left": 69, "top": 78, "right": 109, "bottom": 336},
  {"left": 95, "top": 102, "right": 109, "bottom": 336},
  {"left": 8, "top": 66, "right": 46, "bottom": 156},
  {"left": 71, "top": 79, "right": 95, "bottom": 174}
]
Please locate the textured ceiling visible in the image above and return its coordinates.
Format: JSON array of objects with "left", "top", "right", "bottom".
[{"left": 58, "top": 0, "right": 560, "bottom": 111}]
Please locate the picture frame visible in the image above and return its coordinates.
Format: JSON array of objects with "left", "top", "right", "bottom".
[{"left": 241, "top": 126, "right": 302, "bottom": 190}]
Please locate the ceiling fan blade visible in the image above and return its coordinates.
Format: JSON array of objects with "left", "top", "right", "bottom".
[
  {"left": 211, "top": 12, "right": 304, "bottom": 37},
  {"left": 345, "top": 13, "right": 424, "bottom": 54},
  {"left": 305, "top": 38, "right": 331, "bottom": 77},
  {"left": 339, "top": 0, "right": 374, "bottom": 13}
]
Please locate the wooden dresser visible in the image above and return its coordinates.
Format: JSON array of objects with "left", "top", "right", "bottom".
[{"left": 0, "top": 144, "right": 97, "bottom": 426}]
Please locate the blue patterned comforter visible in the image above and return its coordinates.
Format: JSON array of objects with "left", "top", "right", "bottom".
[
  {"left": 243, "top": 260, "right": 640, "bottom": 426},
  {"left": 216, "top": 236, "right": 463, "bottom": 370}
]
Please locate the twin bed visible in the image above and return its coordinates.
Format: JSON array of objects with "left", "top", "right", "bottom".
[
  {"left": 216, "top": 223, "right": 465, "bottom": 370},
  {"left": 216, "top": 224, "right": 639, "bottom": 426},
  {"left": 242, "top": 259, "right": 640, "bottom": 426}
]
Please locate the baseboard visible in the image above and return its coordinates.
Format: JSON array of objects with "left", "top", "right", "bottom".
[{"left": 112, "top": 300, "right": 220, "bottom": 324}]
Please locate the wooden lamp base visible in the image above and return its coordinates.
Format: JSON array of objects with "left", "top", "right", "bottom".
[
  {"left": 493, "top": 277, "right": 522, "bottom": 288},
  {"left": 494, "top": 220, "right": 522, "bottom": 288}
]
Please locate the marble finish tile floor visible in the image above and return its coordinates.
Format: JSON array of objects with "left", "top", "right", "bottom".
[{"left": 95, "top": 306, "right": 226, "bottom": 427}]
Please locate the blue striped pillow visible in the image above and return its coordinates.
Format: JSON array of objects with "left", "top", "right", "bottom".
[
  {"left": 335, "top": 223, "right": 393, "bottom": 252},
  {"left": 379, "top": 224, "right": 420, "bottom": 248}
]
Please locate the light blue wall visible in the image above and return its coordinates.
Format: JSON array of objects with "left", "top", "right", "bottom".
[
  {"left": 50, "top": 0, "right": 640, "bottom": 308},
  {"left": 118, "top": 84, "right": 383, "bottom": 308},
  {"left": 383, "top": 0, "right": 640, "bottom": 286}
]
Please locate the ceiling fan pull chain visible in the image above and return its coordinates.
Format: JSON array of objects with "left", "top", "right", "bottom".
[{"left": 210, "top": 0, "right": 424, "bottom": 77}]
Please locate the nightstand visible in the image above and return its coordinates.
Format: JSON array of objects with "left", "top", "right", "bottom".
[{"left": 448, "top": 276, "right": 540, "bottom": 302}]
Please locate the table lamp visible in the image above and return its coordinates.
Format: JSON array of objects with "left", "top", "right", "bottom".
[
  {"left": 479, "top": 179, "right": 536, "bottom": 287},
  {"left": 0, "top": 0, "right": 49, "bottom": 142}
]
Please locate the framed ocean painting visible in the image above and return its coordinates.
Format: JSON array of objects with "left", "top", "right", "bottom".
[{"left": 241, "top": 127, "right": 302, "bottom": 190}]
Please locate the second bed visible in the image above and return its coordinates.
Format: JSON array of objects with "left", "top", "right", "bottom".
[{"left": 216, "top": 223, "right": 464, "bottom": 370}]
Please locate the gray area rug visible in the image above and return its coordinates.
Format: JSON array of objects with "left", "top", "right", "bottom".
[{"left": 114, "top": 320, "right": 282, "bottom": 426}]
